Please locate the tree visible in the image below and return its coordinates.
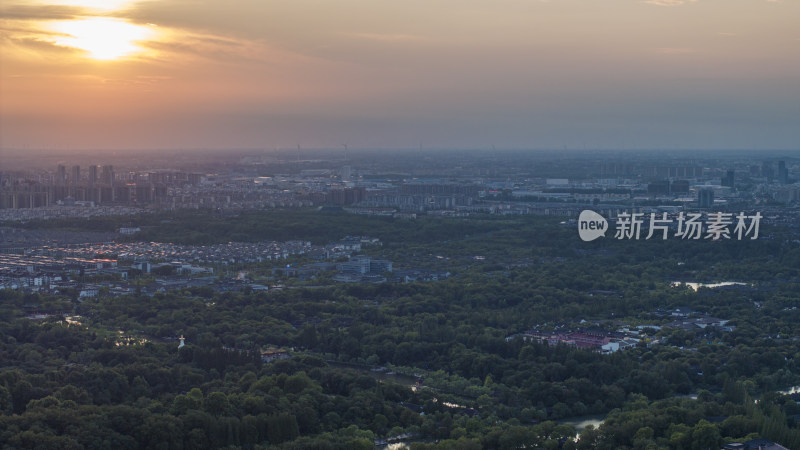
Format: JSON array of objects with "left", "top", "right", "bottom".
[
  {"left": 0, "top": 385, "right": 12, "bottom": 413},
  {"left": 691, "top": 420, "right": 720, "bottom": 450},
  {"left": 204, "top": 392, "right": 231, "bottom": 416}
]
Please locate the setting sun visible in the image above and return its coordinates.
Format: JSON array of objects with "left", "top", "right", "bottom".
[{"left": 49, "top": 17, "right": 156, "bottom": 60}]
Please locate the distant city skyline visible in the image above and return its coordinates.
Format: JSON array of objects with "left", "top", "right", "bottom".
[{"left": 1, "top": 0, "right": 799, "bottom": 151}]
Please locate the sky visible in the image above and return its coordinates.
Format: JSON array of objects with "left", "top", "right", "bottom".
[{"left": 0, "top": 0, "right": 798, "bottom": 151}]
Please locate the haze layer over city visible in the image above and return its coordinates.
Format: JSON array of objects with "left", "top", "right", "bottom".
[{"left": 1, "top": 1, "right": 800, "bottom": 449}]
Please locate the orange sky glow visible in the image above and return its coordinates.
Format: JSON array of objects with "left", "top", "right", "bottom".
[{"left": 1, "top": 0, "right": 798, "bottom": 150}]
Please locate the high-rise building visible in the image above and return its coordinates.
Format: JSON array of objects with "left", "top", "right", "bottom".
[
  {"left": 762, "top": 161, "right": 774, "bottom": 179},
  {"left": 71, "top": 165, "right": 80, "bottom": 185},
  {"left": 721, "top": 170, "right": 735, "bottom": 188},
  {"left": 340, "top": 165, "right": 352, "bottom": 181},
  {"left": 326, "top": 187, "right": 366, "bottom": 205},
  {"left": 57, "top": 165, "right": 67, "bottom": 185},
  {"left": 101, "top": 165, "right": 114, "bottom": 185},
  {"left": 135, "top": 184, "right": 153, "bottom": 203},
  {"left": 778, "top": 161, "right": 789, "bottom": 184},
  {"left": 644, "top": 165, "right": 703, "bottom": 178},
  {"left": 647, "top": 180, "right": 670, "bottom": 195},
  {"left": 698, "top": 189, "right": 714, "bottom": 208},
  {"left": 88, "top": 165, "right": 98, "bottom": 186},
  {"left": 670, "top": 180, "right": 690, "bottom": 193}
]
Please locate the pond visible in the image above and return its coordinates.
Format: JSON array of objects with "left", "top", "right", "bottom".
[
  {"left": 671, "top": 281, "right": 748, "bottom": 291},
  {"left": 557, "top": 414, "right": 606, "bottom": 434},
  {"left": 777, "top": 386, "right": 800, "bottom": 395}
]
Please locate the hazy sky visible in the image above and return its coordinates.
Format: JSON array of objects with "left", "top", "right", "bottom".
[{"left": 1, "top": 0, "right": 798, "bottom": 150}]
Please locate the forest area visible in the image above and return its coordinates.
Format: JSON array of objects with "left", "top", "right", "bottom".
[{"left": 2, "top": 210, "right": 800, "bottom": 449}]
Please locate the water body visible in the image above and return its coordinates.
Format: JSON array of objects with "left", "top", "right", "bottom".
[
  {"left": 369, "top": 370, "right": 420, "bottom": 387},
  {"left": 675, "top": 393, "right": 699, "bottom": 400},
  {"left": 777, "top": 386, "right": 800, "bottom": 395},
  {"left": 325, "top": 361, "right": 420, "bottom": 387},
  {"left": 557, "top": 414, "right": 606, "bottom": 434},
  {"left": 671, "top": 281, "right": 748, "bottom": 291},
  {"left": 377, "top": 443, "right": 411, "bottom": 450}
]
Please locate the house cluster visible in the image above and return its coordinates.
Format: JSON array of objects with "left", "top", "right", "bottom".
[
  {"left": 322, "top": 236, "right": 382, "bottom": 258},
  {"left": 34, "top": 239, "right": 317, "bottom": 265},
  {"left": 214, "top": 345, "right": 291, "bottom": 364},
  {"left": 509, "top": 307, "right": 736, "bottom": 354},
  {"left": 392, "top": 269, "right": 451, "bottom": 283},
  {"left": 662, "top": 316, "right": 734, "bottom": 333},
  {"left": 330, "top": 254, "right": 451, "bottom": 284},
  {"left": 654, "top": 307, "right": 736, "bottom": 333},
  {"left": 273, "top": 259, "right": 450, "bottom": 285},
  {"left": 332, "top": 255, "right": 393, "bottom": 283},
  {"left": 512, "top": 328, "right": 645, "bottom": 354},
  {"left": 0, "top": 205, "right": 146, "bottom": 221},
  {"left": 0, "top": 253, "right": 126, "bottom": 291},
  {"left": 0, "top": 252, "right": 217, "bottom": 296},
  {"left": 2, "top": 235, "right": 387, "bottom": 295},
  {"left": 260, "top": 347, "right": 291, "bottom": 363},
  {"left": 722, "top": 438, "right": 789, "bottom": 450}
]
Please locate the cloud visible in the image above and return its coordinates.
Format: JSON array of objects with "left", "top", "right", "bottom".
[
  {"left": 0, "top": 19, "right": 77, "bottom": 57},
  {"left": 643, "top": 0, "right": 697, "bottom": 6},
  {"left": 1, "top": 35, "right": 80, "bottom": 55},
  {"left": 137, "top": 30, "right": 297, "bottom": 66},
  {"left": 141, "top": 38, "right": 247, "bottom": 63},
  {"left": 0, "top": 24, "right": 67, "bottom": 37},
  {"left": 342, "top": 32, "right": 429, "bottom": 43},
  {"left": 0, "top": 4, "right": 88, "bottom": 20},
  {"left": 99, "top": 75, "right": 172, "bottom": 87}
]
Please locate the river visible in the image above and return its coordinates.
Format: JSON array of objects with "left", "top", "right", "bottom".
[{"left": 325, "top": 361, "right": 421, "bottom": 387}]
